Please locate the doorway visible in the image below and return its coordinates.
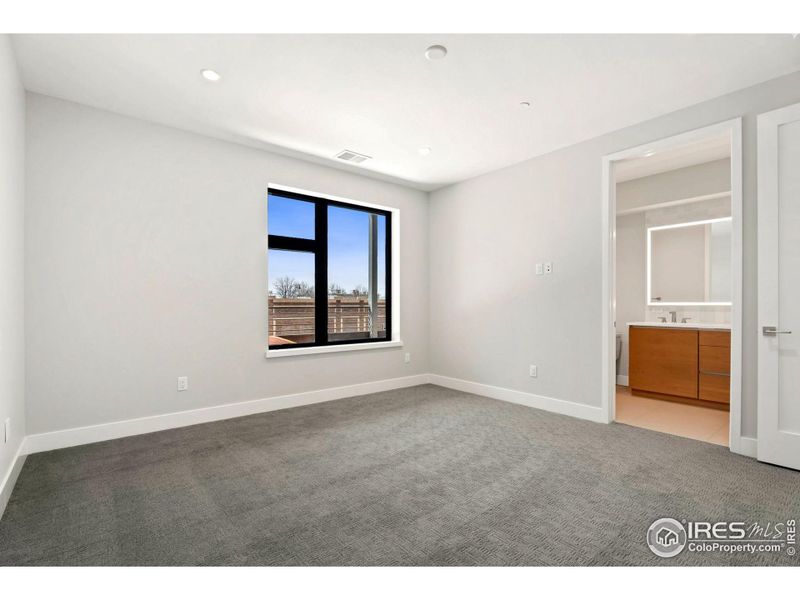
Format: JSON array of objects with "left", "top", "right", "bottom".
[{"left": 601, "top": 120, "right": 744, "bottom": 452}]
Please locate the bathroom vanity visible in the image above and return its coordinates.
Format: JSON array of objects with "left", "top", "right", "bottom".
[{"left": 627, "top": 323, "right": 730, "bottom": 409}]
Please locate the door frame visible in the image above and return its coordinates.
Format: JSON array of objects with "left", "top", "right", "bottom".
[{"left": 600, "top": 118, "right": 744, "bottom": 454}]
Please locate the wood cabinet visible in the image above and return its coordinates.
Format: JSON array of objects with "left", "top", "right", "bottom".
[
  {"left": 629, "top": 326, "right": 730, "bottom": 408},
  {"left": 698, "top": 373, "right": 730, "bottom": 403},
  {"left": 699, "top": 345, "right": 730, "bottom": 374},
  {"left": 699, "top": 330, "right": 730, "bottom": 348},
  {"left": 698, "top": 331, "right": 730, "bottom": 404},
  {"left": 629, "top": 327, "right": 698, "bottom": 399}
]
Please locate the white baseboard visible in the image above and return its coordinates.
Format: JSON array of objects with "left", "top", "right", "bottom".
[
  {"left": 22, "top": 374, "right": 432, "bottom": 455},
  {"left": 14, "top": 370, "right": 758, "bottom": 465},
  {"left": 429, "top": 374, "right": 606, "bottom": 423},
  {"left": 0, "top": 443, "right": 27, "bottom": 521},
  {"left": 737, "top": 436, "right": 757, "bottom": 458},
  {"left": 616, "top": 375, "right": 629, "bottom": 386},
  {"left": 17, "top": 373, "right": 608, "bottom": 457}
]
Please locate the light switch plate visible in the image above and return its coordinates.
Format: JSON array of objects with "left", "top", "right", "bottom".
[
  {"left": 177, "top": 376, "right": 189, "bottom": 392},
  {"left": 535, "top": 263, "right": 543, "bottom": 275},
  {"left": 529, "top": 365, "right": 538, "bottom": 378}
]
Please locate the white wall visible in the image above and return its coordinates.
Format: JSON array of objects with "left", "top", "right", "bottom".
[
  {"left": 615, "top": 212, "right": 646, "bottom": 379},
  {"left": 0, "top": 35, "right": 26, "bottom": 510},
  {"left": 709, "top": 220, "right": 732, "bottom": 302},
  {"left": 25, "top": 93, "right": 429, "bottom": 435},
  {"left": 617, "top": 158, "right": 730, "bottom": 213},
  {"left": 429, "top": 70, "right": 800, "bottom": 439}
]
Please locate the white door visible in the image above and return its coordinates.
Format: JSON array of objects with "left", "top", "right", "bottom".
[{"left": 757, "top": 102, "right": 800, "bottom": 470}]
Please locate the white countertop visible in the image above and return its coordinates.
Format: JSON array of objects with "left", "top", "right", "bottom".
[{"left": 627, "top": 322, "right": 731, "bottom": 330}]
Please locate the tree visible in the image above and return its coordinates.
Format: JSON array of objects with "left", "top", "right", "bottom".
[
  {"left": 272, "top": 276, "right": 315, "bottom": 298},
  {"left": 295, "top": 282, "right": 315, "bottom": 297},
  {"left": 328, "top": 283, "right": 346, "bottom": 296},
  {"left": 351, "top": 284, "right": 368, "bottom": 297},
  {"left": 273, "top": 276, "right": 298, "bottom": 298}
]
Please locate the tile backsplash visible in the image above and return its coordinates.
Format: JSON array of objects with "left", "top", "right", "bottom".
[{"left": 644, "top": 305, "right": 731, "bottom": 324}]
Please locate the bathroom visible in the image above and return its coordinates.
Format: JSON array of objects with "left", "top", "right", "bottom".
[{"left": 613, "top": 130, "right": 734, "bottom": 446}]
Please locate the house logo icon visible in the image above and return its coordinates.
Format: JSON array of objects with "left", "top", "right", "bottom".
[
  {"left": 657, "top": 528, "right": 678, "bottom": 546},
  {"left": 647, "top": 518, "right": 687, "bottom": 558}
]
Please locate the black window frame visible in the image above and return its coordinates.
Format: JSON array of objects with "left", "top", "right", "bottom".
[{"left": 267, "top": 187, "right": 392, "bottom": 350}]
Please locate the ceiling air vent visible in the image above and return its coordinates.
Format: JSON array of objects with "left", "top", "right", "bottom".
[{"left": 335, "top": 149, "right": 371, "bottom": 164}]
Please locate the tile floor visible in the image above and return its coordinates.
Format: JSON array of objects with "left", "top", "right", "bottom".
[{"left": 615, "top": 386, "right": 729, "bottom": 446}]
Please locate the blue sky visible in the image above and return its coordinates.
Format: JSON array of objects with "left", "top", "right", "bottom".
[{"left": 268, "top": 195, "right": 386, "bottom": 296}]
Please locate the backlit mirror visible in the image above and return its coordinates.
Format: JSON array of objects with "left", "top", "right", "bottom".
[{"left": 647, "top": 217, "right": 732, "bottom": 305}]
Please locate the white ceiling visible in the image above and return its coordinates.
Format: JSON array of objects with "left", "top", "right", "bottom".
[
  {"left": 12, "top": 34, "right": 800, "bottom": 191},
  {"left": 614, "top": 133, "right": 732, "bottom": 182}
]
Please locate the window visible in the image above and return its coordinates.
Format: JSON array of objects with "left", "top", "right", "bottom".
[{"left": 267, "top": 188, "right": 392, "bottom": 350}]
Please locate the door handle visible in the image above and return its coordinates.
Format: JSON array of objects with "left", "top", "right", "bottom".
[{"left": 763, "top": 326, "right": 792, "bottom": 336}]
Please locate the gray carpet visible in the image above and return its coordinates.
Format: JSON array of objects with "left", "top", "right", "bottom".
[{"left": 1, "top": 384, "right": 798, "bottom": 566}]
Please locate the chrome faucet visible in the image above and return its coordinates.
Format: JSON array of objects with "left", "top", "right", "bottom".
[{"left": 669, "top": 311, "right": 678, "bottom": 323}]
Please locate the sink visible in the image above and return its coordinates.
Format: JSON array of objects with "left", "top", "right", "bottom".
[{"left": 627, "top": 321, "right": 731, "bottom": 330}]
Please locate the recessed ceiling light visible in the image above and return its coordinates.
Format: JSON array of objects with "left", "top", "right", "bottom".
[
  {"left": 425, "top": 45, "right": 447, "bottom": 61},
  {"left": 418, "top": 146, "right": 432, "bottom": 156},
  {"left": 520, "top": 101, "right": 532, "bottom": 108},
  {"left": 201, "top": 69, "right": 221, "bottom": 82}
]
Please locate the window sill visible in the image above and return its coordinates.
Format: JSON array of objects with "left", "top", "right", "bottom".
[{"left": 265, "top": 340, "right": 403, "bottom": 358}]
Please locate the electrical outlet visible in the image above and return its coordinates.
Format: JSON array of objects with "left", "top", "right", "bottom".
[
  {"left": 529, "top": 365, "right": 538, "bottom": 378},
  {"left": 544, "top": 262, "right": 553, "bottom": 274},
  {"left": 3, "top": 418, "right": 9, "bottom": 444},
  {"left": 177, "top": 376, "right": 189, "bottom": 392},
  {"left": 404, "top": 352, "right": 411, "bottom": 364},
  {"left": 535, "top": 263, "right": 543, "bottom": 276}
]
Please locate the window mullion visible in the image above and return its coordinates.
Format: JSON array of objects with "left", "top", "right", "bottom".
[
  {"left": 314, "top": 200, "right": 328, "bottom": 345},
  {"left": 367, "top": 214, "right": 379, "bottom": 338},
  {"left": 385, "top": 213, "right": 392, "bottom": 342},
  {"left": 267, "top": 235, "right": 315, "bottom": 252}
]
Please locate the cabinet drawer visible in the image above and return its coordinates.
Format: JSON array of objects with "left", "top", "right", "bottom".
[
  {"left": 699, "top": 330, "right": 730, "bottom": 348},
  {"left": 699, "top": 372, "right": 730, "bottom": 404},
  {"left": 699, "top": 345, "right": 730, "bottom": 375}
]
